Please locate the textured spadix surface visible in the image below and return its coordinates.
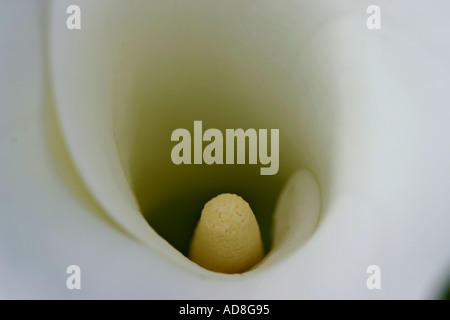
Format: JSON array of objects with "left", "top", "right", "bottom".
[
  {"left": 190, "top": 194, "right": 264, "bottom": 274},
  {"left": 1, "top": 0, "right": 450, "bottom": 299}
]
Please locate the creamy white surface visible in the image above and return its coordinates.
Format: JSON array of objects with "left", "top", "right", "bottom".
[{"left": 1, "top": 0, "right": 450, "bottom": 299}]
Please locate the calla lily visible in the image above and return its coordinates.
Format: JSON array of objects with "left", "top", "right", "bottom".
[{"left": 1, "top": 0, "right": 450, "bottom": 299}]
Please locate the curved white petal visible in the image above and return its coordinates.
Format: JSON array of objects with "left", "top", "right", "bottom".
[{"left": 1, "top": 0, "right": 450, "bottom": 299}]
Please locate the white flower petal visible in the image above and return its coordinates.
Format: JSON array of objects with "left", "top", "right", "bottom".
[{"left": 1, "top": 0, "right": 449, "bottom": 299}]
